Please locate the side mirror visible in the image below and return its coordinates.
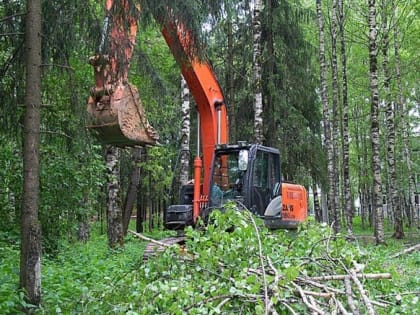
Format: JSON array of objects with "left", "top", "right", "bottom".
[{"left": 238, "top": 150, "right": 249, "bottom": 171}]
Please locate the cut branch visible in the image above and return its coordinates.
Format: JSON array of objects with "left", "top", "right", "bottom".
[
  {"left": 344, "top": 277, "right": 359, "bottom": 315},
  {"left": 391, "top": 243, "right": 420, "bottom": 258},
  {"left": 292, "top": 282, "right": 326, "bottom": 315},
  {"left": 128, "top": 230, "right": 173, "bottom": 248},
  {"left": 348, "top": 269, "right": 375, "bottom": 315},
  {"left": 246, "top": 211, "right": 269, "bottom": 314},
  {"left": 308, "top": 273, "right": 391, "bottom": 281}
]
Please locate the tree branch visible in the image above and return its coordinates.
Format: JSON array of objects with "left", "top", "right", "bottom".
[
  {"left": 128, "top": 230, "right": 174, "bottom": 248},
  {"left": 0, "top": 32, "right": 24, "bottom": 37},
  {"left": 246, "top": 211, "right": 269, "bottom": 314},
  {"left": 41, "top": 63, "right": 74, "bottom": 71},
  {"left": 0, "top": 13, "right": 26, "bottom": 23},
  {"left": 348, "top": 268, "right": 375, "bottom": 315},
  {"left": 391, "top": 243, "right": 420, "bottom": 258},
  {"left": 308, "top": 273, "right": 392, "bottom": 281}
]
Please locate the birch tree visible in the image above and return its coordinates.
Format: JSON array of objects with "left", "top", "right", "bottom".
[
  {"left": 368, "top": 0, "right": 385, "bottom": 244},
  {"left": 226, "top": 19, "right": 236, "bottom": 142},
  {"left": 392, "top": 0, "right": 417, "bottom": 229},
  {"left": 253, "top": 0, "right": 264, "bottom": 144},
  {"left": 106, "top": 146, "right": 124, "bottom": 248},
  {"left": 316, "top": 0, "right": 335, "bottom": 226},
  {"left": 180, "top": 75, "right": 191, "bottom": 187},
  {"left": 338, "top": 0, "right": 353, "bottom": 237},
  {"left": 381, "top": 0, "right": 402, "bottom": 238},
  {"left": 330, "top": 0, "right": 341, "bottom": 233}
]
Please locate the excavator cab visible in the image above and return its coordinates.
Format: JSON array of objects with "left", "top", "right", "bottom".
[
  {"left": 209, "top": 143, "right": 308, "bottom": 229},
  {"left": 209, "top": 143, "right": 281, "bottom": 215}
]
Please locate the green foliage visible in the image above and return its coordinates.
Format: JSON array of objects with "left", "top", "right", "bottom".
[
  {"left": 0, "top": 136, "right": 22, "bottom": 234},
  {"left": 39, "top": 145, "right": 105, "bottom": 255},
  {"left": 33, "top": 225, "right": 143, "bottom": 314},
  {"left": 0, "top": 244, "right": 26, "bottom": 315},
  {"left": 1, "top": 0, "right": 419, "bottom": 312}
]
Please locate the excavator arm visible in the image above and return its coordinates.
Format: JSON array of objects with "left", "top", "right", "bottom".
[{"left": 87, "top": 1, "right": 229, "bottom": 223}]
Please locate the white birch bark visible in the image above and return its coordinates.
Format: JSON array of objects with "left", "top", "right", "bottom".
[
  {"left": 105, "top": 146, "right": 124, "bottom": 247},
  {"left": 392, "top": 0, "right": 417, "bottom": 228},
  {"left": 382, "top": 1, "right": 403, "bottom": 238},
  {"left": 316, "top": 0, "right": 335, "bottom": 226},
  {"left": 331, "top": 0, "right": 341, "bottom": 233},
  {"left": 180, "top": 75, "right": 191, "bottom": 187},
  {"left": 368, "top": 0, "right": 385, "bottom": 244},
  {"left": 339, "top": 0, "right": 353, "bottom": 237},
  {"left": 253, "top": 0, "right": 264, "bottom": 144}
]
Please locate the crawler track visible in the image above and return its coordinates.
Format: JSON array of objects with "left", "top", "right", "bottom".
[{"left": 142, "top": 236, "right": 187, "bottom": 261}]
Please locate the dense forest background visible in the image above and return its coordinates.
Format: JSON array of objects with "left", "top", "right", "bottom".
[{"left": 0, "top": 0, "right": 419, "bottom": 313}]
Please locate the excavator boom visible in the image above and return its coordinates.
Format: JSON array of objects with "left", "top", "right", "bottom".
[{"left": 161, "top": 24, "right": 228, "bottom": 196}]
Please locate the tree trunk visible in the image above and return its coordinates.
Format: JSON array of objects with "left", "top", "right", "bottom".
[
  {"left": 354, "top": 105, "right": 365, "bottom": 229},
  {"left": 77, "top": 222, "right": 90, "bottom": 243},
  {"left": 105, "top": 146, "right": 124, "bottom": 248},
  {"left": 136, "top": 176, "right": 145, "bottom": 233},
  {"left": 20, "top": 0, "right": 42, "bottom": 307},
  {"left": 148, "top": 171, "right": 153, "bottom": 231},
  {"left": 368, "top": 0, "right": 385, "bottom": 244},
  {"left": 263, "top": 0, "right": 277, "bottom": 148},
  {"left": 330, "top": 0, "right": 341, "bottom": 233},
  {"left": 252, "top": 0, "right": 264, "bottom": 144},
  {"left": 180, "top": 75, "right": 191, "bottom": 187},
  {"left": 381, "top": 1, "right": 403, "bottom": 239},
  {"left": 339, "top": 0, "right": 353, "bottom": 237},
  {"left": 313, "top": 184, "right": 322, "bottom": 222},
  {"left": 226, "top": 20, "right": 236, "bottom": 142},
  {"left": 316, "top": 0, "right": 335, "bottom": 228},
  {"left": 122, "top": 147, "right": 143, "bottom": 235},
  {"left": 392, "top": 0, "right": 417, "bottom": 229}
]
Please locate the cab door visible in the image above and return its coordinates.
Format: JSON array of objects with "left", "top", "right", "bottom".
[{"left": 249, "top": 147, "right": 281, "bottom": 215}]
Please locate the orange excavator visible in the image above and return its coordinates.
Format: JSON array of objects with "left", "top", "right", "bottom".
[{"left": 87, "top": 0, "right": 308, "bottom": 230}]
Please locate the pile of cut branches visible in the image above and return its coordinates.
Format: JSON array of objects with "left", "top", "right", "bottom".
[{"left": 100, "top": 206, "right": 417, "bottom": 314}]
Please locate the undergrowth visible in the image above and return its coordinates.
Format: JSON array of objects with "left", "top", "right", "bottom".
[{"left": 0, "top": 213, "right": 419, "bottom": 314}]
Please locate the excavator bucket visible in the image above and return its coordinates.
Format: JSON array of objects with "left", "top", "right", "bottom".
[{"left": 86, "top": 56, "right": 159, "bottom": 147}]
